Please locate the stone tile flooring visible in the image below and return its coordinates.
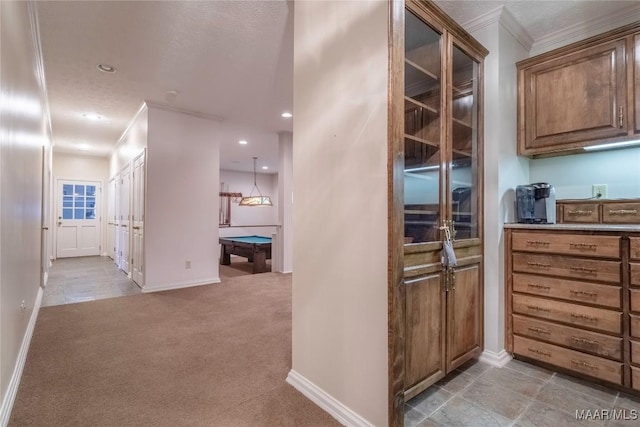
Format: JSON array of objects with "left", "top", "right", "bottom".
[
  {"left": 42, "top": 256, "right": 141, "bottom": 307},
  {"left": 406, "top": 359, "right": 640, "bottom": 426}
]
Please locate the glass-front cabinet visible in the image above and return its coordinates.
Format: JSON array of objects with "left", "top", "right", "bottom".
[{"left": 400, "top": 0, "right": 487, "bottom": 406}]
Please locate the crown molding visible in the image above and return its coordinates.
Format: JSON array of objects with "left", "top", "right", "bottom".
[
  {"left": 462, "top": 5, "right": 533, "bottom": 51},
  {"left": 530, "top": 2, "right": 640, "bottom": 56},
  {"left": 144, "top": 101, "right": 223, "bottom": 123}
]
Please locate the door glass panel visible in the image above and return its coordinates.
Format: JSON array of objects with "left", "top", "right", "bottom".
[
  {"left": 86, "top": 185, "right": 96, "bottom": 197},
  {"left": 404, "top": 11, "right": 442, "bottom": 244},
  {"left": 63, "top": 196, "right": 73, "bottom": 208},
  {"left": 63, "top": 184, "right": 73, "bottom": 196},
  {"left": 86, "top": 209, "right": 95, "bottom": 219},
  {"left": 75, "top": 198, "right": 85, "bottom": 208},
  {"left": 62, "top": 208, "right": 73, "bottom": 219},
  {"left": 86, "top": 197, "right": 96, "bottom": 208},
  {"left": 74, "top": 208, "right": 84, "bottom": 219},
  {"left": 450, "top": 44, "right": 479, "bottom": 239}
]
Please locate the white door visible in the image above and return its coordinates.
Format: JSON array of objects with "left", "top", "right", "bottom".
[
  {"left": 131, "top": 150, "right": 145, "bottom": 286},
  {"left": 56, "top": 180, "right": 101, "bottom": 258},
  {"left": 107, "top": 177, "right": 116, "bottom": 260},
  {"left": 119, "top": 166, "right": 131, "bottom": 273}
]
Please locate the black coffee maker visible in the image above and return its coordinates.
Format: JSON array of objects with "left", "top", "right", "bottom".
[{"left": 516, "top": 183, "right": 556, "bottom": 224}]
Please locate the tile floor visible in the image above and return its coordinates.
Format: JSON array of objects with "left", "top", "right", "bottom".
[
  {"left": 42, "top": 256, "right": 141, "bottom": 307},
  {"left": 405, "top": 359, "right": 640, "bottom": 427}
]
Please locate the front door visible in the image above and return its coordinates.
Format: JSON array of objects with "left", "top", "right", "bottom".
[{"left": 56, "top": 179, "right": 101, "bottom": 258}]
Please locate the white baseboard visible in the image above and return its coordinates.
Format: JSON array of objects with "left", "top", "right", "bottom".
[
  {"left": 141, "top": 277, "right": 221, "bottom": 293},
  {"left": 479, "top": 349, "right": 512, "bottom": 368},
  {"left": 0, "top": 287, "right": 43, "bottom": 427},
  {"left": 286, "top": 369, "right": 373, "bottom": 427}
]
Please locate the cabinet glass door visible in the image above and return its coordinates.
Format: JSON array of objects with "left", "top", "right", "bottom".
[
  {"left": 404, "top": 11, "right": 442, "bottom": 244},
  {"left": 449, "top": 44, "right": 480, "bottom": 240}
]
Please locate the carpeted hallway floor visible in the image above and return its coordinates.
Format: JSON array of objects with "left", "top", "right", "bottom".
[{"left": 9, "top": 272, "right": 339, "bottom": 427}]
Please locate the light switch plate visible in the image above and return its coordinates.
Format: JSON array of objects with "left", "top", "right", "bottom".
[{"left": 592, "top": 184, "right": 607, "bottom": 199}]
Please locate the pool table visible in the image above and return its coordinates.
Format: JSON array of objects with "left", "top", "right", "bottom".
[{"left": 219, "top": 235, "right": 272, "bottom": 274}]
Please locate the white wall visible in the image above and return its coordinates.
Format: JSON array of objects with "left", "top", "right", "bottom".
[
  {"left": 530, "top": 148, "right": 640, "bottom": 199},
  {"left": 144, "top": 106, "right": 220, "bottom": 291},
  {"left": 110, "top": 104, "right": 148, "bottom": 178},
  {"left": 52, "top": 153, "right": 109, "bottom": 256},
  {"left": 292, "top": 1, "right": 389, "bottom": 425},
  {"left": 0, "top": 1, "right": 51, "bottom": 422}
]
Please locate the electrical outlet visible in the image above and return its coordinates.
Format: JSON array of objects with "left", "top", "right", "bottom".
[
  {"left": 185, "top": 260, "right": 191, "bottom": 269},
  {"left": 592, "top": 184, "right": 608, "bottom": 199}
]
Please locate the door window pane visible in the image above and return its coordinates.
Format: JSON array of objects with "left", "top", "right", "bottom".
[
  {"left": 86, "top": 185, "right": 96, "bottom": 196},
  {"left": 85, "top": 209, "right": 95, "bottom": 219},
  {"left": 86, "top": 197, "right": 95, "bottom": 208},
  {"left": 62, "top": 209, "right": 73, "bottom": 219},
  {"left": 74, "top": 185, "right": 85, "bottom": 196},
  {"left": 63, "top": 184, "right": 73, "bottom": 196},
  {"left": 63, "top": 196, "right": 73, "bottom": 208},
  {"left": 74, "top": 208, "right": 84, "bottom": 219},
  {"left": 75, "top": 198, "right": 85, "bottom": 208}
]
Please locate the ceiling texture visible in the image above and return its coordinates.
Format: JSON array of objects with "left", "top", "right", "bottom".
[{"left": 35, "top": 0, "right": 640, "bottom": 173}]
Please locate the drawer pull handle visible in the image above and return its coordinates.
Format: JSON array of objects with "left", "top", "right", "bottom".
[
  {"left": 568, "top": 243, "right": 597, "bottom": 250},
  {"left": 569, "top": 266, "right": 597, "bottom": 275},
  {"left": 527, "top": 262, "right": 551, "bottom": 268},
  {"left": 567, "top": 210, "right": 593, "bottom": 215},
  {"left": 570, "top": 359, "right": 599, "bottom": 370},
  {"left": 527, "top": 326, "right": 551, "bottom": 335},
  {"left": 528, "top": 347, "right": 551, "bottom": 357},
  {"left": 609, "top": 209, "right": 637, "bottom": 215},
  {"left": 570, "top": 336, "right": 599, "bottom": 346},
  {"left": 570, "top": 313, "right": 598, "bottom": 322},
  {"left": 570, "top": 289, "right": 598, "bottom": 298},
  {"left": 527, "top": 305, "right": 551, "bottom": 313},
  {"left": 526, "top": 240, "right": 550, "bottom": 246},
  {"left": 527, "top": 283, "right": 551, "bottom": 290}
]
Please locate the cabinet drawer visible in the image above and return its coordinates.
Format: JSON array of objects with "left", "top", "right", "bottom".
[
  {"left": 514, "top": 335, "right": 622, "bottom": 385},
  {"left": 513, "top": 294, "right": 621, "bottom": 334},
  {"left": 631, "top": 263, "right": 640, "bottom": 287},
  {"left": 513, "top": 273, "right": 621, "bottom": 309},
  {"left": 561, "top": 203, "right": 600, "bottom": 223},
  {"left": 631, "top": 237, "right": 640, "bottom": 261},
  {"left": 513, "top": 314, "right": 622, "bottom": 360},
  {"left": 633, "top": 367, "right": 640, "bottom": 391},
  {"left": 632, "top": 340, "right": 640, "bottom": 366},
  {"left": 632, "top": 289, "right": 640, "bottom": 313},
  {"left": 602, "top": 202, "right": 640, "bottom": 223},
  {"left": 632, "top": 315, "right": 640, "bottom": 339},
  {"left": 512, "top": 232, "right": 620, "bottom": 258},
  {"left": 512, "top": 253, "right": 621, "bottom": 283}
]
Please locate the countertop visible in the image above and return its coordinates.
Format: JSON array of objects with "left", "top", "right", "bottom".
[{"left": 504, "top": 223, "right": 640, "bottom": 232}]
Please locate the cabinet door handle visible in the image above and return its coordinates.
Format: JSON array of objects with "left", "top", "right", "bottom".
[
  {"left": 567, "top": 209, "right": 593, "bottom": 215},
  {"left": 568, "top": 243, "right": 597, "bottom": 250},
  {"left": 526, "top": 240, "right": 550, "bottom": 246},
  {"left": 569, "top": 266, "right": 597, "bottom": 274},
  {"left": 608, "top": 209, "right": 637, "bottom": 215},
  {"left": 527, "top": 262, "right": 551, "bottom": 268},
  {"left": 618, "top": 106, "right": 624, "bottom": 128},
  {"left": 527, "top": 326, "right": 551, "bottom": 335},
  {"left": 571, "top": 359, "right": 599, "bottom": 370},
  {"left": 570, "top": 336, "right": 600, "bottom": 347},
  {"left": 527, "top": 283, "right": 551, "bottom": 290},
  {"left": 528, "top": 347, "right": 551, "bottom": 357},
  {"left": 570, "top": 313, "right": 598, "bottom": 322},
  {"left": 527, "top": 305, "right": 551, "bottom": 313},
  {"left": 570, "top": 289, "right": 597, "bottom": 298}
]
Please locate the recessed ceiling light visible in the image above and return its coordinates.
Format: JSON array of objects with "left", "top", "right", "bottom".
[
  {"left": 97, "top": 64, "right": 117, "bottom": 73},
  {"left": 76, "top": 144, "right": 91, "bottom": 151},
  {"left": 262, "top": 166, "right": 269, "bottom": 170},
  {"left": 281, "top": 112, "right": 293, "bottom": 118},
  {"left": 239, "top": 140, "right": 248, "bottom": 145},
  {"left": 82, "top": 113, "right": 103, "bottom": 121}
]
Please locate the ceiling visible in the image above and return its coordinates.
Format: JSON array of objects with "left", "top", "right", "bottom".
[{"left": 35, "top": 0, "right": 639, "bottom": 173}]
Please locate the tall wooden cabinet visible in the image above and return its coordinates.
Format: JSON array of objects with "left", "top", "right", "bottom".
[{"left": 399, "top": 1, "right": 487, "bottom": 401}]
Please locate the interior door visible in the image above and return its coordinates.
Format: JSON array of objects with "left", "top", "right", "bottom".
[
  {"left": 119, "top": 165, "right": 131, "bottom": 273},
  {"left": 56, "top": 179, "right": 101, "bottom": 258},
  {"left": 131, "top": 150, "right": 145, "bottom": 286},
  {"left": 107, "top": 177, "right": 116, "bottom": 260}
]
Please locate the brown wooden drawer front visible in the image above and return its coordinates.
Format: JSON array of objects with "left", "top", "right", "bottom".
[
  {"left": 632, "top": 289, "right": 640, "bottom": 313},
  {"left": 561, "top": 203, "right": 600, "bottom": 223},
  {"left": 514, "top": 336, "right": 622, "bottom": 385},
  {"left": 512, "top": 232, "right": 620, "bottom": 258},
  {"left": 632, "top": 341, "right": 640, "bottom": 366},
  {"left": 513, "top": 273, "right": 621, "bottom": 309},
  {"left": 632, "top": 315, "right": 640, "bottom": 339},
  {"left": 602, "top": 202, "right": 640, "bottom": 223},
  {"left": 631, "top": 263, "right": 640, "bottom": 287},
  {"left": 513, "top": 314, "right": 622, "bottom": 360},
  {"left": 513, "top": 294, "right": 621, "bottom": 334},
  {"left": 631, "top": 237, "right": 640, "bottom": 260},
  {"left": 633, "top": 367, "right": 640, "bottom": 391},
  {"left": 512, "top": 253, "right": 621, "bottom": 284}
]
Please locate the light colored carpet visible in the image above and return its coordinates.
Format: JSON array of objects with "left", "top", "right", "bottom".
[{"left": 9, "top": 273, "right": 339, "bottom": 427}]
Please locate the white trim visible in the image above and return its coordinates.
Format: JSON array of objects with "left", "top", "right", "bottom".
[
  {"left": 462, "top": 6, "right": 533, "bottom": 51},
  {"left": 141, "top": 277, "right": 221, "bottom": 293},
  {"left": 145, "top": 101, "right": 223, "bottom": 123},
  {"left": 0, "top": 287, "right": 43, "bottom": 427},
  {"left": 111, "top": 102, "right": 148, "bottom": 158},
  {"left": 42, "top": 271, "right": 48, "bottom": 288},
  {"left": 286, "top": 369, "right": 373, "bottom": 427},
  {"left": 530, "top": 3, "right": 640, "bottom": 56},
  {"left": 478, "top": 349, "right": 512, "bottom": 368}
]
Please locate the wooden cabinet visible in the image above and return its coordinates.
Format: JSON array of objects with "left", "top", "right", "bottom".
[
  {"left": 506, "top": 226, "right": 640, "bottom": 391},
  {"left": 400, "top": 1, "right": 487, "bottom": 401},
  {"left": 517, "top": 22, "right": 640, "bottom": 157},
  {"left": 557, "top": 199, "right": 640, "bottom": 224}
]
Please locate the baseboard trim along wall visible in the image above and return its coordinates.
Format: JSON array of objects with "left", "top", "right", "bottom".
[
  {"left": 1, "top": 287, "right": 43, "bottom": 427},
  {"left": 286, "top": 369, "right": 373, "bottom": 427},
  {"left": 141, "top": 277, "right": 221, "bottom": 293},
  {"left": 478, "top": 349, "right": 512, "bottom": 368}
]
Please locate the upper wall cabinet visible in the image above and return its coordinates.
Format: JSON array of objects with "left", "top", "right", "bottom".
[{"left": 517, "top": 22, "right": 640, "bottom": 157}]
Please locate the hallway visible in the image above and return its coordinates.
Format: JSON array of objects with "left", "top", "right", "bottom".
[{"left": 42, "top": 256, "right": 141, "bottom": 307}]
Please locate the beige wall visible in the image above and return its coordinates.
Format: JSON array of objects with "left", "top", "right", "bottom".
[
  {"left": 0, "top": 1, "right": 52, "bottom": 421},
  {"left": 110, "top": 105, "right": 148, "bottom": 178},
  {"left": 292, "top": 1, "right": 389, "bottom": 425}
]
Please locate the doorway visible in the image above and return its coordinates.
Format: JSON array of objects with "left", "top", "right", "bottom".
[{"left": 56, "top": 179, "right": 102, "bottom": 258}]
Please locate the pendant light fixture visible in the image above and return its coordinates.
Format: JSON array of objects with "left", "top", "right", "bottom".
[{"left": 239, "top": 157, "right": 273, "bottom": 207}]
